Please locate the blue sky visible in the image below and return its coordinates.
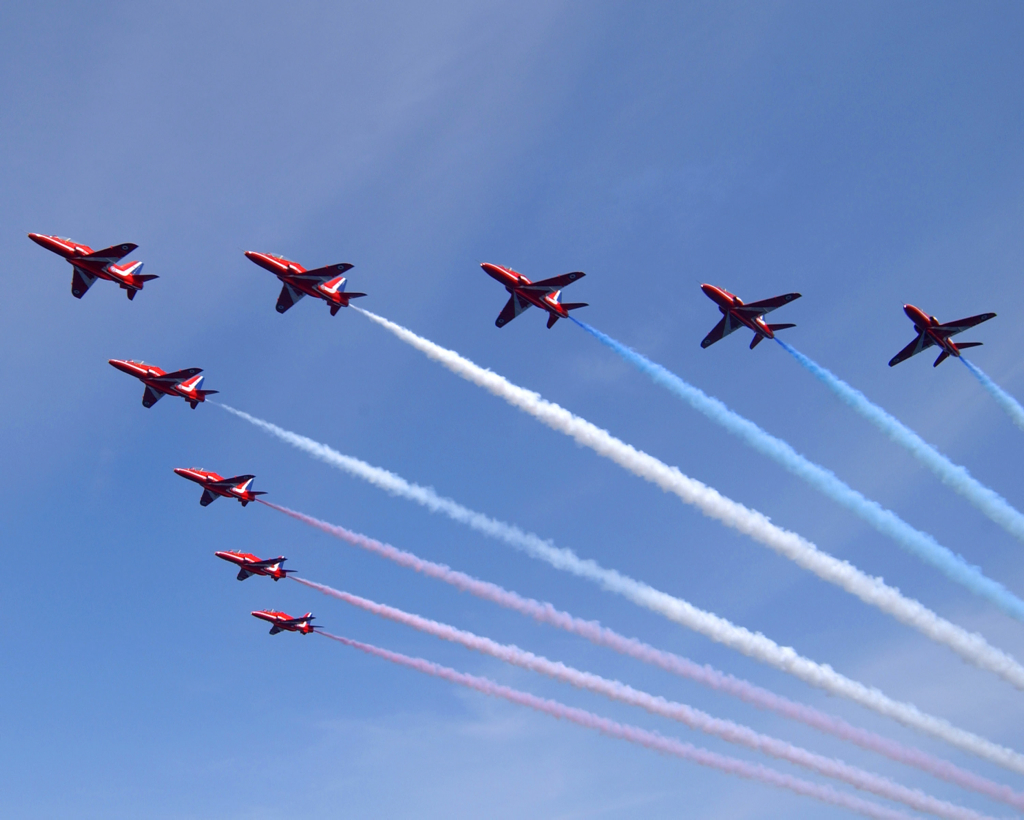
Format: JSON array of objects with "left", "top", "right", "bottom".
[{"left": 2, "top": 2, "right": 1024, "bottom": 817}]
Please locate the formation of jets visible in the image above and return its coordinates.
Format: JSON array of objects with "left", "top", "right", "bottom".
[{"left": 30, "top": 233, "right": 1001, "bottom": 637}]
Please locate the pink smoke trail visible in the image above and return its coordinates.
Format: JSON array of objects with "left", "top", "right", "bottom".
[
  {"left": 262, "top": 501, "right": 1024, "bottom": 809},
  {"left": 321, "top": 631, "right": 917, "bottom": 820},
  {"left": 304, "top": 579, "right": 994, "bottom": 820}
]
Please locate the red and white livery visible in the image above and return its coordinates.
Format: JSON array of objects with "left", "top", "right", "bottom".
[
  {"left": 251, "top": 610, "right": 319, "bottom": 635},
  {"left": 480, "top": 263, "right": 588, "bottom": 329},
  {"left": 108, "top": 359, "right": 218, "bottom": 409},
  {"left": 28, "top": 233, "right": 158, "bottom": 300},
  {"left": 244, "top": 251, "right": 365, "bottom": 315},
  {"left": 699, "top": 284, "right": 801, "bottom": 349},
  {"left": 889, "top": 304, "right": 997, "bottom": 367},
  {"left": 174, "top": 468, "right": 266, "bottom": 506},
  {"left": 216, "top": 551, "right": 292, "bottom": 581}
]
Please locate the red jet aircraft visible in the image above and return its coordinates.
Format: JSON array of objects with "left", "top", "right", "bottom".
[
  {"left": 699, "top": 284, "right": 802, "bottom": 349},
  {"left": 888, "top": 304, "right": 997, "bottom": 367},
  {"left": 28, "top": 233, "right": 158, "bottom": 300},
  {"left": 251, "top": 610, "right": 319, "bottom": 635},
  {"left": 174, "top": 468, "right": 266, "bottom": 506},
  {"left": 216, "top": 551, "right": 292, "bottom": 581},
  {"left": 480, "top": 263, "right": 588, "bottom": 329},
  {"left": 108, "top": 359, "right": 218, "bottom": 409},
  {"left": 244, "top": 251, "right": 365, "bottom": 315}
]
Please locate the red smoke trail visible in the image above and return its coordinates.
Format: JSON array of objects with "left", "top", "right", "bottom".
[
  {"left": 303, "top": 579, "right": 994, "bottom": 820},
  {"left": 321, "top": 631, "right": 917, "bottom": 820},
  {"left": 262, "top": 500, "right": 1024, "bottom": 810}
]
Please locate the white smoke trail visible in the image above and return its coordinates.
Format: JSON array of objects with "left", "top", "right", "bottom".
[
  {"left": 778, "top": 340, "right": 1024, "bottom": 544},
  {"left": 324, "top": 631, "right": 918, "bottom": 820},
  {"left": 303, "top": 578, "right": 995, "bottom": 820},
  {"left": 576, "top": 320, "right": 1024, "bottom": 622},
  {"left": 259, "top": 500, "right": 1024, "bottom": 775},
  {"left": 344, "top": 309, "right": 1024, "bottom": 689},
  {"left": 961, "top": 357, "right": 1024, "bottom": 433}
]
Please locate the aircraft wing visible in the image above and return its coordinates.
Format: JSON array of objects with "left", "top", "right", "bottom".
[
  {"left": 71, "top": 266, "right": 98, "bottom": 299},
  {"left": 200, "top": 488, "right": 219, "bottom": 506},
  {"left": 276, "top": 283, "right": 305, "bottom": 313},
  {"left": 521, "top": 271, "right": 585, "bottom": 293},
  {"left": 142, "top": 385, "right": 164, "bottom": 408},
  {"left": 735, "top": 293, "right": 802, "bottom": 316},
  {"left": 249, "top": 557, "right": 286, "bottom": 568},
  {"left": 78, "top": 243, "right": 137, "bottom": 264},
  {"left": 888, "top": 333, "right": 934, "bottom": 367},
  {"left": 268, "top": 625, "right": 282, "bottom": 634},
  {"left": 157, "top": 367, "right": 203, "bottom": 384},
  {"left": 236, "top": 568, "right": 253, "bottom": 580},
  {"left": 296, "top": 263, "right": 354, "bottom": 282},
  {"left": 700, "top": 313, "right": 743, "bottom": 348},
  {"left": 496, "top": 294, "right": 533, "bottom": 327},
  {"left": 938, "top": 312, "right": 997, "bottom": 336},
  {"left": 211, "top": 474, "right": 256, "bottom": 488}
]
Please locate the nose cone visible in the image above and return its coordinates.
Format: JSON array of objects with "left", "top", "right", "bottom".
[
  {"left": 173, "top": 467, "right": 189, "bottom": 478},
  {"left": 480, "top": 262, "right": 507, "bottom": 280},
  {"left": 108, "top": 358, "right": 131, "bottom": 373},
  {"left": 28, "top": 233, "right": 62, "bottom": 252},
  {"left": 244, "top": 251, "right": 261, "bottom": 262}
]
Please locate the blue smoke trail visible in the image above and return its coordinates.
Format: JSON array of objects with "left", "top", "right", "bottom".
[
  {"left": 777, "top": 339, "right": 1024, "bottom": 545},
  {"left": 573, "top": 318, "right": 1024, "bottom": 621},
  {"left": 961, "top": 357, "right": 1024, "bottom": 433}
]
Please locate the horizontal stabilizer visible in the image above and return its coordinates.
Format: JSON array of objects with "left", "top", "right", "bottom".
[
  {"left": 766, "top": 323, "right": 795, "bottom": 332},
  {"left": 750, "top": 334, "right": 764, "bottom": 349},
  {"left": 934, "top": 350, "right": 951, "bottom": 367},
  {"left": 956, "top": 342, "right": 983, "bottom": 350},
  {"left": 561, "top": 302, "right": 588, "bottom": 311},
  {"left": 135, "top": 274, "right": 159, "bottom": 283}
]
